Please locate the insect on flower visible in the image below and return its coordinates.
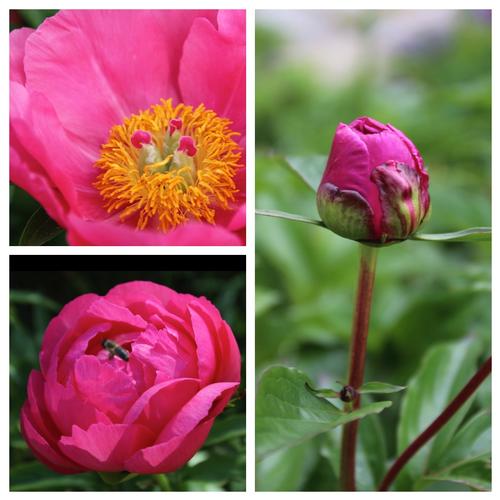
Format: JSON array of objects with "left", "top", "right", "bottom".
[{"left": 102, "top": 338, "right": 129, "bottom": 361}]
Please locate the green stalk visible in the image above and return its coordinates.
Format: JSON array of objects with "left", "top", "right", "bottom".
[
  {"left": 340, "top": 244, "right": 379, "bottom": 491},
  {"left": 154, "top": 473, "right": 172, "bottom": 491}
]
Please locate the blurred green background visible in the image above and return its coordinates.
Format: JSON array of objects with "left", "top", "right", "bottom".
[
  {"left": 256, "top": 10, "right": 491, "bottom": 491},
  {"left": 10, "top": 260, "right": 246, "bottom": 491}
]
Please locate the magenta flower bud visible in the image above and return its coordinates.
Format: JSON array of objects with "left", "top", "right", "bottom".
[{"left": 316, "top": 116, "right": 431, "bottom": 244}]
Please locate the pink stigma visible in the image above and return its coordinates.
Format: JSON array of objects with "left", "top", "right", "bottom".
[
  {"left": 169, "top": 118, "right": 183, "bottom": 135},
  {"left": 131, "top": 130, "right": 152, "bottom": 149},
  {"left": 178, "top": 136, "right": 197, "bottom": 157}
]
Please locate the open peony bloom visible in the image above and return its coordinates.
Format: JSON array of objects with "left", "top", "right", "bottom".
[
  {"left": 20, "top": 282, "right": 241, "bottom": 474},
  {"left": 317, "top": 116, "right": 430, "bottom": 244},
  {"left": 10, "top": 10, "right": 246, "bottom": 246}
]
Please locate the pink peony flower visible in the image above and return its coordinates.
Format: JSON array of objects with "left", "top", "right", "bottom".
[
  {"left": 20, "top": 281, "right": 241, "bottom": 474},
  {"left": 10, "top": 10, "right": 246, "bottom": 246},
  {"left": 317, "top": 116, "right": 430, "bottom": 244}
]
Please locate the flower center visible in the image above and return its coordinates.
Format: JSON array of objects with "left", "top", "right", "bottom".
[{"left": 94, "top": 99, "right": 241, "bottom": 231}]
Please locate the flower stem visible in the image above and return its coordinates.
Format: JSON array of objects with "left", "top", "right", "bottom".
[
  {"left": 340, "top": 244, "right": 378, "bottom": 491},
  {"left": 154, "top": 473, "right": 173, "bottom": 491},
  {"left": 378, "top": 355, "right": 491, "bottom": 491}
]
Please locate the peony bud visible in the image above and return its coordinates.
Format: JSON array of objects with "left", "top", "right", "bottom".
[{"left": 316, "top": 117, "right": 430, "bottom": 244}]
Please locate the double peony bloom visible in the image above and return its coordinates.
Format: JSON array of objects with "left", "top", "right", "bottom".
[
  {"left": 10, "top": 10, "right": 246, "bottom": 245},
  {"left": 20, "top": 282, "right": 241, "bottom": 474}
]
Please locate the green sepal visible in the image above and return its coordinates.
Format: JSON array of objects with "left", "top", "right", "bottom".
[
  {"left": 358, "top": 381, "right": 406, "bottom": 395},
  {"left": 316, "top": 182, "right": 375, "bottom": 241}
]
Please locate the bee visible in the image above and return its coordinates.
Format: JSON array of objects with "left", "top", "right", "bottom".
[{"left": 102, "top": 338, "right": 129, "bottom": 361}]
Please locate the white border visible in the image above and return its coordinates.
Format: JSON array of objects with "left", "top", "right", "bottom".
[{"left": 3, "top": 0, "right": 497, "bottom": 498}]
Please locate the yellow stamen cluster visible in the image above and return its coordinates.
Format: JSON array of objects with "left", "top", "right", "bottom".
[{"left": 94, "top": 99, "right": 241, "bottom": 232}]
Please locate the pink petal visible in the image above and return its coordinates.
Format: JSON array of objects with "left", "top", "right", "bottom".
[
  {"left": 51, "top": 321, "right": 113, "bottom": 382},
  {"left": 44, "top": 379, "right": 112, "bottom": 436},
  {"left": 10, "top": 27, "right": 33, "bottom": 84},
  {"left": 73, "top": 356, "right": 138, "bottom": 421},
  {"left": 157, "top": 382, "right": 239, "bottom": 443},
  {"left": 24, "top": 371, "right": 61, "bottom": 446},
  {"left": 188, "top": 299, "right": 241, "bottom": 384},
  {"left": 105, "top": 281, "right": 179, "bottom": 310},
  {"left": 10, "top": 128, "right": 68, "bottom": 228},
  {"left": 23, "top": 10, "right": 217, "bottom": 154},
  {"left": 187, "top": 302, "right": 220, "bottom": 385},
  {"left": 65, "top": 214, "right": 243, "bottom": 246},
  {"left": 125, "top": 382, "right": 237, "bottom": 472},
  {"left": 20, "top": 403, "right": 84, "bottom": 474},
  {"left": 39, "top": 293, "right": 99, "bottom": 376},
  {"left": 59, "top": 423, "right": 155, "bottom": 472},
  {"left": 124, "top": 419, "right": 213, "bottom": 474},
  {"left": 179, "top": 14, "right": 246, "bottom": 136},
  {"left": 123, "top": 378, "right": 199, "bottom": 435},
  {"left": 10, "top": 82, "right": 106, "bottom": 221},
  {"left": 217, "top": 10, "right": 246, "bottom": 45},
  {"left": 86, "top": 297, "right": 148, "bottom": 329},
  {"left": 217, "top": 321, "right": 242, "bottom": 383}
]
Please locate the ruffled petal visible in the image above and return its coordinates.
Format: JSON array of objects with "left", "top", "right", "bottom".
[
  {"left": 73, "top": 356, "right": 138, "bottom": 421},
  {"left": 39, "top": 293, "right": 99, "bottom": 376},
  {"left": 105, "top": 281, "right": 180, "bottom": 310},
  {"left": 188, "top": 299, "right": 241, "bottom": 385},
  {"left": 23, "top": 10, "right": 218, "bottom": 154},
  {"left": 59, "top": 423, "right": 155, "bottom": 472},
  {"left": 44, "top": 380, "right": 112, "bottom": 436},
  {"left": 10, "top": 27, "right": 33, "bottom": 84},
  {"left": 124, "top": 419, "right": 213, "bottom": 474},
  {"left": 10, "top": 128, "right": 68, "bottom": 228},
  {"left": 10, "top": 82, "right": 106, "bottom": 221},
  {"left": 20, "top": 403, "right": 83, "bottom": 474},
  {"left": 122, "top": 378, "right": 199, "bottom": 435},
  {"left": 157, "top": 382, "right": 238, "bottom": 443},
  {"left": 124, "top": 382, "right": 237, "bottom": 473},
  {"left": 179, "top": 13, "right": 245, "bottom": 135}
]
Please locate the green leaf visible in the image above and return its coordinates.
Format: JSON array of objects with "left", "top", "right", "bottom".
[
  {"left": 10, "top": 462, "right": 94, "bottom": 491},
  {"left": 256, "top": 208, "right": 326, "bottom": 228},
  {"left": 283, "top": 155, "right": 327, "bottom": 192},
  {"left": 257, "top": 440, "right": 318, "bottom": 491},
  {"left": 395, "top": 337, "right": 482, "bottom": 490},
  {"left": 98, "top": 472, "right": 138, "bottom": 485},
  {"left": 255, "top": 286, "right": 281, "bottom": 317},
  {"left": 414, "top": 411, "right": 491, "bottom": 491},
  {"left": 358, "top": 381, "right": 406, "bottom": 394},
  {"left": 424, "top": 460, "right": 491, "bottom": 491},
  {"left": 10, "top": 290, "right": 60, "bottom": 311},
  {"left": 305, "top": 383, "right": 339, "bottom": 399},
  {"left": 256, "top": 366, "right": 391, "bottom": 460},
  {"left": 20, "top": 10, "right": 58, "bottom": 28},
  {"left": 204, "top": 414, "right": 245, "bottom": 446},
  {"left": 420, "top": 410, "right": 491, "bottom": 490},
  {"left": 356, "top": 412, "right": 388, "bottom": 490},
  {"left": 411, "top": 227, "right": 491, "bottom": 242},
  {"left": 438, "top": 410, "right": 491, "bottom": 467},
  {"left": 19, "top": 207, "right": 64, "bottom": 246}
]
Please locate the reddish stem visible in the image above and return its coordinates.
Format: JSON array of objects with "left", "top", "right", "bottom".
[
  {"left": 340, "top": 244, "right": 378, "bottom": 491},
  {"left": 378, "top": 356, "right": 492, "bottom": 491}
]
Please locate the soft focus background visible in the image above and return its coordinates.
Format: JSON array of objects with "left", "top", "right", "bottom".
[
  {"left": 10, "top": 260, "right": 246, "bottom": 491},
  {"left": 256, "top": 10, "right": 491, "bottom": 491}
]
